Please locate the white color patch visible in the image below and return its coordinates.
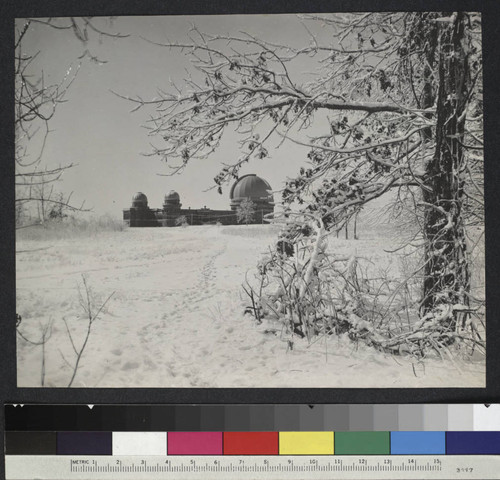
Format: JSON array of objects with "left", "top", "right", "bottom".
[
  {"left": 473, "top": 404, "right": 500, "bottom": 431},
  {"left": 112, "top": 432, "right": 167, "bottom": 455}
]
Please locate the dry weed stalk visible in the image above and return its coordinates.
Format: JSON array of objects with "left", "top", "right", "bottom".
[
  {"left": 65, "top": 275, "right": 115, "bottom": 387},
  {"left": 17, "top": 275, "right": 115, "bottom": 387}
]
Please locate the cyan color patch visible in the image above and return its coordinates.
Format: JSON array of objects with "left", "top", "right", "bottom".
[{"left": 391, "top": 431, "right": 445, "bottom": 454}]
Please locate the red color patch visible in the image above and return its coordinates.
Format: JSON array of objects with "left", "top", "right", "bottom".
[{"left": 223, "top": 432, "right": 279, "bottom": 455}]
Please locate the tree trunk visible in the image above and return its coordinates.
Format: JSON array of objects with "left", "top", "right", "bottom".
[
  {"left": 422, "top": 13, "right": 470, "bottom": 328},
  {"left": 299, "top": 221, "right": 325, "bottom": 300},
  {"left": 354, "top": 211, "right": 358, "bottom": 240}
]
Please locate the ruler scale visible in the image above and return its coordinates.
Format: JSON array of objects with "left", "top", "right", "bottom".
[
  {"left": 6, "top": 455, "right": 500, "bottom": 479},
  {"left": 5, "top": 404, "right": 500, "bottom": 480}
]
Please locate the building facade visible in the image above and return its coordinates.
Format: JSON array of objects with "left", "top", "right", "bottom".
[{"left": 123, "top": 174, "right": 274, "bottom": 227}]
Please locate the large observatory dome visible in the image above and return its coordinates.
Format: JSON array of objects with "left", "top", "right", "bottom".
[
  {"left": 230, "top": 174, "right": 273, "bottom": 202},
  {"left": 229, "top": 174, "right": 274, "bottom": 217}
]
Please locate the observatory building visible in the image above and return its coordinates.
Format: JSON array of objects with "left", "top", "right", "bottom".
[{"left": 123, "top": 174, "right": 274, "bottom": 227}]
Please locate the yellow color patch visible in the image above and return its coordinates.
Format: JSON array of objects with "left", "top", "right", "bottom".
[{"left": 279, "top": 432, "right": 334, "bottom": 455}]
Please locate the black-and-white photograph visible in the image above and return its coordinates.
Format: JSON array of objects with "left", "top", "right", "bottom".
[{"left": 15, "top": 12, "right": 485, "bottom": 388}]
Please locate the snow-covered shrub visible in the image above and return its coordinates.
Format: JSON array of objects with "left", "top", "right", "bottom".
[
  {"left": 243, "top": 217, "right": 485, "bottom": 359},
  {"left": 17, "top": 213, "right": 125, "bottom": 241},
  {"left": 175, "top": 215, "right": 189, "bottom": 227}
]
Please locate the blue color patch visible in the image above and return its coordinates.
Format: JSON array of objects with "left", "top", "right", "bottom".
[
  {"left": 446, "top": 432, "right": 500, "bottom": 455},
  {"left": 391, "top": 431, "right": 445, "bottom": 455}
]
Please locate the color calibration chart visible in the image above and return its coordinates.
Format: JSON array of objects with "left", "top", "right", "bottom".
[{"left": 5, "top": 404, "right": 500, "bottom": 479}]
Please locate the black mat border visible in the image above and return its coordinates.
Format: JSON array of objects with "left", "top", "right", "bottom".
[
  {"left": 1, "top": 4, "right": 498, "bottom": 476},
  {"left": 2, "top": 0, "right": 498, "bottom": 401}
]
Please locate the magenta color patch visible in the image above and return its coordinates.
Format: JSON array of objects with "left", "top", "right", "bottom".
[{"left": 168, "top": 432, "right": 223, "bottom": 455}]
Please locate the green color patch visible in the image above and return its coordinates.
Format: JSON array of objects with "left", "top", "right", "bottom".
[{"left": 335, "top": 431, "right": 390, "bottom": 455}]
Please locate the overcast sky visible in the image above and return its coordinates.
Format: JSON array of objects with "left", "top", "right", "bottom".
[{"left": 17, "top": 15, "right": 333, "bottom": 216}]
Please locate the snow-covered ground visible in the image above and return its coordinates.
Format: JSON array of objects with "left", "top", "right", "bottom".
[{"left": 16, "top": 224, "right": 485, "bottom": 388}]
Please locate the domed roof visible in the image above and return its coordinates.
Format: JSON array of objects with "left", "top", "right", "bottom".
[
  {"left": 132, "top": 192, "right": 148, "bottom": 204},
  {"left": 230, "top": 174, "right": 273, "bottom": 201},
  {"left": 165, "top": 190, "right": 180, "bottom": 200}
]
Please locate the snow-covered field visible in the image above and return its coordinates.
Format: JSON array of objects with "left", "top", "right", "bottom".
[{"left": 16, "top": 224, "right": 485, "bottom": 388}]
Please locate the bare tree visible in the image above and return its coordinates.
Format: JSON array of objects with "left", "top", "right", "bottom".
[
  {"left": 15, "top": 18, "right": 128, "bottom": 227},
  {"left": 123, "top": 13, "right": 483, "bottom": 347}
]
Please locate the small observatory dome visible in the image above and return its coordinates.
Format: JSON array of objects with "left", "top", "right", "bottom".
[
  {"left": 132, "top": 192, "right": 148, "bottom": 208},
  {"left": 165, "top": 190, "right": 180, "bottom": 201},
  {"left": 230, "top": 174, "right": 273, "bottom": 202},
  {"left": 163, "top": 190, "right": 181, "bottom": 210}
]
